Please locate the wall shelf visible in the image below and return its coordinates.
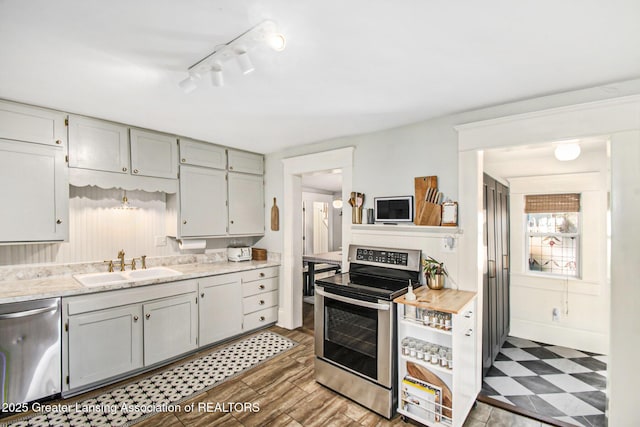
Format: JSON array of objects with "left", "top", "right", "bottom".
[{"left": 351, "top": 224, "right": 462, "bottom": 235}]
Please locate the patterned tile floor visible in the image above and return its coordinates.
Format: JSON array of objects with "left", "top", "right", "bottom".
[
  {"left": 3, "top": 331, "right": 296, "bottom": 427},
  {"left": 480, "top": 336, "right": 607, "bottom": 427}
]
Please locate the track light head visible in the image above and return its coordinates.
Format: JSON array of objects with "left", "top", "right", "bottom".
[
  {"left": 210, "top": 64, "right": 224, "bottom": 87},
  {"left": 236, "top": 50, "right": 255, "bottom": 75}
]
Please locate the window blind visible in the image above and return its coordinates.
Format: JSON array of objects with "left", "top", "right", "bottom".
[{"left": 524, "top": 193, "right": 580, "bottom": 213}]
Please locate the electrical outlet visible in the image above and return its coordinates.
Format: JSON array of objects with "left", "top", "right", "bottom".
[
  {"left": 441, "top": 236, "right": 456, "bottom": 253},
  {"left": 154, "top": 236, "right": 167, "bottom": 247},
  {"left": 552, "top": 307, "right": 560, "bottom": 322}
]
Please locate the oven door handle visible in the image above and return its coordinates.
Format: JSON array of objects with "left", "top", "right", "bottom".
[{"left": 316, "top": 287, "right": 390, "bottom": 311}]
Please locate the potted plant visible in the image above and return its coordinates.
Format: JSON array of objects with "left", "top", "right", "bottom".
[{"left": 422, "top": 256, "right": 448, "bottom": 290}]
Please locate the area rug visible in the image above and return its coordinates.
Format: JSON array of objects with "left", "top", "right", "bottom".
[{"left": 6, "top": 331, "right": 297, "bottom": 427}]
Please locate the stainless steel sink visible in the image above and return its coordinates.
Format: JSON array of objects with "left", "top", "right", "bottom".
[{"left": 74, "top": 267, "right": 182, "bottom": 287}]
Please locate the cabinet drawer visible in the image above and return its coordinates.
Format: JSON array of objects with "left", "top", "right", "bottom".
[
  {"left": 244, "top": 307, "right": 278, "bottom": 331},
  {"left": 242, "top": 277, "right": 278, "bottom": 297},
  {"left": 243, "top": 290, "right": 278, "bottom": 314},
  {"left": 241, "top": 267, "right": 278, "bottom": 283}
]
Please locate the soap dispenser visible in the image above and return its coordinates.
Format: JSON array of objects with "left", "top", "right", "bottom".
[{"left": 405, "top": 280, "right": 417, "bottom": 320}]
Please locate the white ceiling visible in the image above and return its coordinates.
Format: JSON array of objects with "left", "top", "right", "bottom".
[{"left": 1, "top": 1, "right": 639, "bottom": 154}]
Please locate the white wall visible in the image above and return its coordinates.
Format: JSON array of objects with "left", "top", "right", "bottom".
[{"left": 508, "top": 173, "right": 609, "bottom": 354}]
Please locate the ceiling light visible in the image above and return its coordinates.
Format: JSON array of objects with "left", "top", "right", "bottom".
[
  {"left": 115, "top": 191, "right": 139, "bottom": 210},
  {"left": 554, "top": 143, "right": 581, "bottom": 161},
  {"left": 178, "top": 73, "right": 200, "bottom": 93},
  {"left": 236, "top": 50, "right": 255, "bottom": 75},
  {"left": 178, "top": 20, "right": 285, "bottom": 91},
  {"left": 332, "top": 199, "right": 343, "bottom": 209},
  {"left": 268, "top": 33, "right": 286, "bottom": 51},
  {"left": 210, "top": 64, "right": 224, "bottom": 87}
]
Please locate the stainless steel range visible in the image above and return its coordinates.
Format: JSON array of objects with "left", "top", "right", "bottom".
[{"left": 314, "top": 244, "right": 421, "bottom": 419}]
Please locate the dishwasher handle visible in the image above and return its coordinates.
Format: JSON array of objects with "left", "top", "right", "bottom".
[{"left": 0, "top": 303, "right": 59, "bottom": 320}]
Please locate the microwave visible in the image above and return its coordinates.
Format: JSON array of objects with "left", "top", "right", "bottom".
[{"left": 374, "top": 196, "right": 414, "bottom": 223}]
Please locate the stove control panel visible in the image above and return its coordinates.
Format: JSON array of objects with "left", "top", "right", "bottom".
[{"left": 355, "top": 248, "right": 408, "bottom": 266}]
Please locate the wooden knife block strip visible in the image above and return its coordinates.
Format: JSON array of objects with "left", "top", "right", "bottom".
[{"left": 414, "top": 176, "right": 441, "bottom": 226}]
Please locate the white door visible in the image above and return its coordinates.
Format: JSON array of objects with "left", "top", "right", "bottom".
[
  {"left": 0, "top": 139, "right": 68, "bottom": 242},
  {"left": 67, "top": 115, "right": 129, "bottom": 173},
  {"left": 130, "top": 129, "right": 178, "bottom": 179},
  {"left": 227, "top": 149, "right": 263, "bottom": 174},
  {"left": 180, "top": 165, "right": 227, "bottom": 237},
  {"left": 67, "top": 304, "right": 143, "bottom": 389},
  {"left": 143, "top": 292, "right": 198, "bottom": 366},
  {"left": 198, "top": 274, "right": 243, "bottom": 346},
  {"left": 228, "top": 172, "right": 265, "bottom": 235}
]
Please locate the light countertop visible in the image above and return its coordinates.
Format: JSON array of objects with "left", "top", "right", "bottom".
[{"left": 0, "top": 260, "right": 280, "bottom": 304}]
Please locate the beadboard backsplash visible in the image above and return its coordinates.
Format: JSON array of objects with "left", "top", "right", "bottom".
[{"left": 0, "top": 186, "right": 257, "bottom": 266}]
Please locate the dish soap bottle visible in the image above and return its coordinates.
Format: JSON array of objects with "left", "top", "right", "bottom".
[{"left": 405, "top": 280, "right": 417, "bottom": 320}]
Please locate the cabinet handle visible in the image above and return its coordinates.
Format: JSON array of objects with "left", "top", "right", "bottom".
[
  {"left": 503, "top": 254, "right": 509, "bottom": 270},
  {"left": 230, "top": 220, "right": 234, "bottom": 224},
  {"left": 229, "top": 166, "right": 234, "bottom": 170},
  {"left": 122, "top": 167, "right": 128, "bottom": 172},
  {"left": 55, "top": 139, "right": 62, "bottom": 145},
  {"left": 259, "top": 316, "right": 265, "bottom": 321},
  {"left": 145, "top": 313, "right": 151, "bottom": 320},
  {"left": 465, "top": 329, "right": 473, "bottom": 337},
  {"left": 181, "top": 158, "right": 186, "bottom": 163},
  {"left": 259, "top": 300, "right": 265, "bottom": 305},
  {"left": 488, "top": 260, "right": 496, "bottom": 279},
  {"left": 259, "top": 284, "right": 265, "bottom": 290},
  {"left": 201, "top": 293, "right": 205, "bottom": 298},
  {"left": 133, "top": 169, "right": 139, "bottom": 174},
  {"left": 465, "top": 311, "right": 473, "bottom": 318},
  {"left": 259, "top": 272, "right": 265, "bottom": 278},
  {"left": 133, "top": 316, "right": 139, "bottom": 322},
  {"left": 183, "top": 220, "right": 187, "bottom": 225},
  {"left": 56, "top": 219, "right": 62, "bottom": 224}
]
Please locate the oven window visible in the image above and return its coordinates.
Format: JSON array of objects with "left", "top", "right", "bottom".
[{"left": 324, "top": 298, "right": 378, "bottom": 380}]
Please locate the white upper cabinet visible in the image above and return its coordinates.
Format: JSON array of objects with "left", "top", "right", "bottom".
[
  {"left": 0, "top": 100, "right": 66, "bottom": 146},
  {"left": 68, "top": 115, "right": 129, "bottom": 173},
  {"left": 130, "top": 129, "right": 178, "bottom": 179},
  {"left": 178, "top": 166, "right": 228, "bottom": 237},
  {"left": 228, "top": 149, "right": 264, "bottom": 175},
  {"left": 179, "top": 138, "right": 226, "bottom": 170},
  {"left": 228, "top": 172, "right": 265, "bottom": 235},
  {"left": 0, "top": 139, "right": 68, "bottom": 242}
]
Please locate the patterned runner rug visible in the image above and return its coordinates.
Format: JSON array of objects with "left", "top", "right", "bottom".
[{"left": 6, "top": 331, "right": 297, "bottom": 427}]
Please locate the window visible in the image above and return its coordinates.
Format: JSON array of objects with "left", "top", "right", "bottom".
[{"left": 525, "top": 194, "right": 580, "bottom": 277}]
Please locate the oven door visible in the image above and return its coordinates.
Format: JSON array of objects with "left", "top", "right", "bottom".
[{"left": 315, "top": 286, "right": 393, "bottom": 388}]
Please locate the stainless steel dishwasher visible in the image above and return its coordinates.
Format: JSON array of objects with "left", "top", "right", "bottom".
[{"left": 0, "top": 298, "right": 61, "bottom": 404}]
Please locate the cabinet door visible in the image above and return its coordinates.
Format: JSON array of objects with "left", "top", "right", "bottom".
[
  {"left": 179, "top": 138, "right": 226, "bottom": 169},
  {"left": 199, "top": 275, "right": 243, "bottom": 347},
  {"left": 228, "top": 172, "right": 265, "bottom": 235},
  {"left": 227, "top": 149, "right": 263, "bottom": 175},
  {"left": 67, "top": 304, "right": 143, "bottom": 389},
  {"left": 130, "top": 129, "right": 178, "bottom": 179},
  {"left": 143, "top": 292, "right": 198, "bottom": 366},
  {"left": 0, "top": 100, "right": 66, "bottom": 146},
  {"left": 180, "top": 165, "right": 228, "bottom": 237},
  {"left": 0, "top": 139, "right": 68, "bottom": 242},
  {"left": 68, "top": 115, "right": 129, "bottom": 173}
]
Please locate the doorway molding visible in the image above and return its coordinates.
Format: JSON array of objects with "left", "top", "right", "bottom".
[
  {"left": 454, "top": 94, "right": 640, "bottom": 425},
  {"left": 279, "top": 147, "right": 354, "bottom": 330}
]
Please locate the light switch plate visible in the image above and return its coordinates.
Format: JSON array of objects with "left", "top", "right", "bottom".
[
  {"left": 441, "top": 236, "right": 456, "bottom": 252},
  {"left": 155, "top": 235, "right": 167, "bottom": 247}
]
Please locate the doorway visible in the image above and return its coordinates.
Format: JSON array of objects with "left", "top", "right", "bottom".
[{"left": 478, "top": 139, "right": 610, "bottom": 426}]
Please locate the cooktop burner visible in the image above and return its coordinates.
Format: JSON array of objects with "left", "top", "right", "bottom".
[{"left": 314, "top": 244, "right": 422, "bottom": 302}]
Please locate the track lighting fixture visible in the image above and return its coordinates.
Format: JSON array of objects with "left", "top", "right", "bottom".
[{"left": 178, "top": 20, "right": 285, "bottom": 92}]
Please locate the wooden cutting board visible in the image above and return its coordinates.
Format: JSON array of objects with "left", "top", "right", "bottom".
[
  {"left": 270, "top": 197, "right": 279, "bottom": 231},
  {"left": 414, "top": 176, "right": 441, "bottom": 226}
]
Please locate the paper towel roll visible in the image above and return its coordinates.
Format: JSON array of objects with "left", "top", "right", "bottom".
[{"left": 178, "top": 239, "right": 206, "bottom": 251}]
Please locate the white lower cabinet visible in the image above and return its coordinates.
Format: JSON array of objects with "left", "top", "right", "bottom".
[
  {"left": 395, "top": 289, "right": 477, "bottom": 427},
  {"left": 67, "top": 304, "right": 143, "bottom": 390},
  {"left": 143, "top": 292, "right": 198, "bottom": 366},
  {"left": 241, "top": 267, "right": 279, "bottom": 332},
  {"left": 198, "top": 274, "right": 243, "bottom": 347},
  {"left": 62, "top": 280, "right": 197, "bottom": 394}
]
